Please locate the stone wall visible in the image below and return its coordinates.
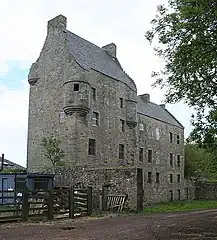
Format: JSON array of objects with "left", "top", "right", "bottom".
[
  {"left": 54, "top": 166, "right": 138, "bottom": 209},
  {"left": 195, "top": 181, "right": 217, "bottom": 200}
]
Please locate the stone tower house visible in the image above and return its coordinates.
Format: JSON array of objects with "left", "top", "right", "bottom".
[{"left": 27, "top": 15, "right": 186, "bottom": 204}]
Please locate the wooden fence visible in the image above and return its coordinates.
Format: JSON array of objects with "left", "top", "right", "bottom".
[{"left": 0, "top": 187, "right": 92, "bottom": 223}]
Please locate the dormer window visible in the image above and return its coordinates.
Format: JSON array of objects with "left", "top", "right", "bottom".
[{"left": 74, "top": 83, "right": 79, "bottom": 91}]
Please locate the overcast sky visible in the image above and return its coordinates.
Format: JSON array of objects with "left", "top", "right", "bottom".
[{"left": 0, "top": 0, "right": 194, "bottom": 167}]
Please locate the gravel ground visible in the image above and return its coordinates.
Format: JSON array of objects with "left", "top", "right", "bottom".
[{"left": 1, "top": 209, "right": 217, "bottom": 239}]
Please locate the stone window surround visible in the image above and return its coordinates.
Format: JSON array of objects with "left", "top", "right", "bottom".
[
  {"left": 177, "top": 174, "right": 181, "bottom": 183},
  {"left": 169, "top": 132, "right": 173, "bottom": 143},
  {"left": 177, "top": 154, "right": 181, "bottom": 167},
  {"left": 148, "top": 171, "right": 152, "bottom": 183},
  {"left": 119, "top": 97, "right": 124, "bottom": 108},
  {"left": 147, "top": 149, "right": 152, "bottom": 163},
  {"left": 177, "top": 134, "right": 180, "bottom": 144},
  {"left": 169, "top": 153, "right": 173, "bottom": 166},
  {"left": 120, "top": 119, "right": 125, "bottom": 132},
  {"left": 91, "top": 87, "right": 96, "bottom": 101},
  {"left": 169, "top": 173, "right": 173, "bottom": 183},
  {"left": 119, "top": 144, "right": 124, "bottom": 160},
  {"left": 88, "top": 139, "right": 96, "bottom": 155},
  {"left": 156, "top": 172, "right": 160, "bottom": 183},
  {"left": 74, "top": 83, "right": 79, "bottom": 91},
  {"left": 92, "top": 111, "right": 99, "bottom": 126},
  {"left": 139, "top": 148, "right": 143, "bottom": 162}
]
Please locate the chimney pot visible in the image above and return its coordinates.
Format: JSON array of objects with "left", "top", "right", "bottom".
[{"left": 140, "top": 93, "right": 150, "bottom": 102}]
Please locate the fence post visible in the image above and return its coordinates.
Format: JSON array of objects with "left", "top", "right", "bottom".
[
  {"left": 21, "top": 188, "right": 29, "bottom": 221},
  {"left": 87, "top": 187, "right": 92, "bottom": 216},
  {"left": 69, "top": 187, "right": 74, "bottom": 218},
  {"left": 47, "top": 190, "right": 54, "bottom": 221}
]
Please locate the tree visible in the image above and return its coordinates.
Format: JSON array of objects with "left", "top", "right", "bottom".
[
  {"left": 41, "top": 135, "right": 65, "bottom": 167},
  {"left": 146, "top": 0, "right": 217, "bottom": 109},
  {"left": 184, "top": 143, "right": 217, "bottom": 179}
]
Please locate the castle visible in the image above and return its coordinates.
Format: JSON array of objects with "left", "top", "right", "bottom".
[{"left": 27, "top": 15, "right": 187, "bottom": 206}]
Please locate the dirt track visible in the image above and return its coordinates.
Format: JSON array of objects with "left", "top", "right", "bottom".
[{"left": 1, "top": 209, "right": 217, "bottom": 239}]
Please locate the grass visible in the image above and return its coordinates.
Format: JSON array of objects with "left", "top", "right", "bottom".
[{"left": 143, "top": 200, "right": 217, "bottom": 214}]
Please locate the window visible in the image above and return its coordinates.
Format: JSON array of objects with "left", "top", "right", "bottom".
[
  {"left": 148, "top": 172, "right": 152, "bottom": 183},
  {"left": 156, "top": 172, "right": 160, "bottom": 183},
  {"left": 169, "top": 190, "right": 173, "bottom": 202},
  {"left": 92, "top": 87, "right": 96, "bottom": 101},
  {"left": 177, "top": 189, "right": 181, "bottom": 201},
  {"left": 15, "top": 178, "right": 26, "bottom": 191},
  {"left": 139, "top": 123, "right": 144, "bottom": 131},
  {"left": 34, "top": 178, "right": 48, "bottom": 190},
  {"left": 170, "top": 153, "right": 173, "bottom": 166},
  {"left": 120, "top": 119, "right": 125, "bottom": 132},
  {"left": 139, "top": 148, "right": 143, "bottom": 162},
  {"left": 120, "top": 98, "right": 123, "bottom": 108},
  {"left": 177, "top": 135, "right": 180, "bottom": 144},
  {"left": 59, "top": 111, "right": 65, "bottom": 123},
  {"left": 74, "top": 83, "right": 79, "bottom": 91},
  {"left": 155, "top": 128, "right": 160, "bottom": 140},
  {"left": 92, "top": 112, "right": 99, "bottom": 126},
  {"left": 88, "top": 139, "right": 96, "bottom": 155},
  {"left": 169, "top": 132, "right": 173, "bottom": 143},
  {"left": 148, "top": 149, "right": 152, "bottom": 163},
  {"left": 170, "top": 174, "right": 173, "bottom": 183},
  {"left": 177, "top": 155, "right": 181, "bottom": 167},
  {"left": 177, "top": 174, "right": 181, "bottom": 183},
  {"left": 119, "top": 144, "right": 124, "bottom": 159}
]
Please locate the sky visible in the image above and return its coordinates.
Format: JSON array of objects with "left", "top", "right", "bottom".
[{"left": 0, "top": 0, "right": 194, "bottom": 167}]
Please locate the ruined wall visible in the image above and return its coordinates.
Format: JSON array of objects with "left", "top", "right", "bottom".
[
  {"left": 54, "top": 167, "right": 138, "bottom": 209},
  {"left": 195, "top": 181, "right": 217, "bottom": 200}
]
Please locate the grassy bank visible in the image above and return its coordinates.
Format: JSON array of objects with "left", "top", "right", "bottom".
[{"left": 143, "top": 200, "right": 217, "bottom": 214}]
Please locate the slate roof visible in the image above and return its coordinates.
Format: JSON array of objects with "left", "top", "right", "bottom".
[
  {"left": 66, "top": 30, "right": 137, "bottom": 91},
  {"left": 0, "top": 158, "right": 26, "bottom": 170},
  {"left": 137, "top": 96, "right": 184, "bottom": 128}
]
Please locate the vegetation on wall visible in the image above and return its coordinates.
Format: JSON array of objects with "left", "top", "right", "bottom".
[{"left": 41, "top": 135, "right": 65, "bottom": 168}]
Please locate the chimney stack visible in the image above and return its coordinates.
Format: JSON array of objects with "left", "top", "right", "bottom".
[
  {"left": 140, "top": 93, "right": 150, "bottom": 102},
  {"left": 159, "top": 104, "right": 166, "bottom": 109}
]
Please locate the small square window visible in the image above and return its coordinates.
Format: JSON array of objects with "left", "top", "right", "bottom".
[
  {"left": 120, "top": 98, "right": 123, "bottom": 108},
  {"left": 59, "top": 111, "right": 65, "bottom": 123},
  {"left": 177, "top": 155, "right": 181, "bottom": 167},
  {"left": 92, "top": 87, "right": 96, "bottom": 101},
  {"left": 169, "top": 132, "right": 173, "bottom": 143},
  {"left": 177, "top": 174, "right": 181, "bottom": 183},
  {"left": 139, "top": 148, "right": 143, "bottom": 162},
  {"left": 148, "top": 149, "right": 152, "bottom": 163},
  {"left": 119, "top": 144, "right": 124, "bottom": 159},
  {"left": 170, "top": 153, "right": 173, "bottom": 166},
  {"left": 177, "top": 135, "right": 180, "bottom": 144},
  {"left": 148, "top": 172, "right": 152, "bottom": 183},
  {"left": 88, "top": 139, "right": 96, "bottom": 155},
  {"left": 120, "top": 119, "right": 125, "bottom": 132},
  {"left": 74, "top": 83, "right": 79, "bottom": 91},
  {"left": 170, "top": 174, "right": 173, "bottom": 183},
  {"left": 92, "top": 112, "right": 99, "bottom": 126},
  {"left": 156, "top": 172, "right": 160, "bottom": 183}
]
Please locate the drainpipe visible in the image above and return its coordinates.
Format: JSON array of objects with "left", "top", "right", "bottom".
[{"left": 1, "top": 153, "right": 4, "bottom": 171}]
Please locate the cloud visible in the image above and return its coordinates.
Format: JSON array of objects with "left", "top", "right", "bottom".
[{"left": 0, "top": 80, "right": 29, "bottom": 167}]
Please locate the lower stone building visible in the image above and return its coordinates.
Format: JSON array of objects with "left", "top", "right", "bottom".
[{"left": 27, "top": 14, "right": 190, "bottom": 209}]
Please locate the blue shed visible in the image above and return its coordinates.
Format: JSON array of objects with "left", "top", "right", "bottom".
[{"left": 0, "top": 173, "right": 54, "bottom": 205}]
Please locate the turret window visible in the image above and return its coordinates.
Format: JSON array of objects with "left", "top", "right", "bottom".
[
  {"left": 120, "top": 98, "right": 123, "bottom": 108},
  {"left": 92, "top": 87, "right": 96, "bottom": 101},
  {"left": 120, "top": 119, "right": 125, "bottom": 132},
  {"left": 74, "top": 83, "right": 79, "bottom": 91},
  {"left": 119, "top": 144, "right": 124, "bottom": 159}
]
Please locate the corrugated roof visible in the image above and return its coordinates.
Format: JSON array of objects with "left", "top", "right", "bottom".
[
  {"left": 66, "top": 30, "right": 137, "bottom": 91},
  {"left": 137, "top": 96, "right": 184, "bottom": 128},
  {"left": 0, "top": 158, "right": 26, "bottom": 170}
]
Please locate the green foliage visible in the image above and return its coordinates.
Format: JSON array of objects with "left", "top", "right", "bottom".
[
  {"left": 184, "top": 143, "right": 217, "bottom": 179},
  {"left": 41, "top": 135, "right": 65, "bottom": 167},
  {"left": 0, "top": 168, "right": 25, "bottom": 174},
  {"left": 143, "top": 200, "right": 217, "bottom": 214},
  {"left": 146, "top": 0, "right": 217, "bottom": 109}
]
